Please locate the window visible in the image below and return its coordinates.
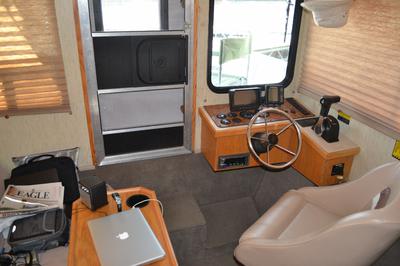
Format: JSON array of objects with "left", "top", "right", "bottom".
[
  {"left": 100, "top": 0, "right": 162, "bottom": 31},
  {"left": 207, "top": 0, "right": 303, "bottom": 93},
  {"left": 91, "top": 0, "right": 185, "bottom": 32},
  {"left": 299, "top": 0, "right": 400, "bottom": 138},
  {"left": 0, "top": 0, "right": 70, "bottom": 117}
]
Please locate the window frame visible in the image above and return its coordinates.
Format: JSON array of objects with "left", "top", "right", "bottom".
[{"left": 206, "top": 0, "right": 304, "bottom": 93}]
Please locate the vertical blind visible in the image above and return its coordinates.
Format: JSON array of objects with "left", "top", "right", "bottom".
[
  {"left": 299, "top": 0, "right": 400, "bottom": 136},
  {"left": 0, "top": 0, "right": 70, "bottom": 117}
]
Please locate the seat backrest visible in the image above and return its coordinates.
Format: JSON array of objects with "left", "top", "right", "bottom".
[
  {"left": 357, "top": 163, "right": 400, "bottom": 212},
  {"left": 385, "top": 174, "right": 400, "bottom": 206},
  {"left": 296, "top": 162, "right": 400, "bottom": 217}
]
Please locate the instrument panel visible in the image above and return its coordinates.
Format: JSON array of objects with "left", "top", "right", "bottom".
[{"left": 205, "top": 97, "right": 315, "bottom": 128}]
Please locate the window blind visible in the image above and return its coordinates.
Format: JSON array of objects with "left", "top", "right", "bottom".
[
  {"left": 299, "top": 0, "right": 400, "bottom": 136},
  {"left": 0, "top": 0, "right": 70, "bottom": 117}
]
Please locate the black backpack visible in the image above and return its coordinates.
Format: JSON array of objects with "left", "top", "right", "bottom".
[
  {"left": 7, "top": 155, "right": 80, "bottom": 215},
  {"left": 4, "top": 155, "right": 80, "bottom": 252},
  {"left": 7, "top": 208, "right": 67, "bottom": 253}
]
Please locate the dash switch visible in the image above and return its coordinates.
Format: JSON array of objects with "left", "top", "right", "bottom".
[{"left": 331, "top": 163, "right": 344, "bottom": 176}]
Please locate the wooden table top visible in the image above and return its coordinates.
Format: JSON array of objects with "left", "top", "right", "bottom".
[{"left": 68, "top": 187, "right": 178, "bottom": 266}]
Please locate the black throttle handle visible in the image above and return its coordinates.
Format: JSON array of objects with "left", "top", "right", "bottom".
[{"left": 320, "top": 95, "right": 340, "bottom": 117}]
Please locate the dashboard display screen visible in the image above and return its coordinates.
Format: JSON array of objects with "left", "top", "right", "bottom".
[
  {"left": 268, "top": 87, "right": 279, "bottom": 102},
  {"left": 265, "top": 86, "right": 284, "bottom": 106},
  {"left": 229, "top": 88, "right": 260, "bottom": 111},
  {"left": 234, "top": 90, "right": 257, "bottom": 105}
]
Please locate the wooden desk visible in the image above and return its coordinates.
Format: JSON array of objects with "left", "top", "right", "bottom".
[{"left": 68, "top": 187, "right": 178, "bottom": 266}]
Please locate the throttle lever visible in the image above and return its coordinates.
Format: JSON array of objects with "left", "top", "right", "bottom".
[
  {"left": 312, "top": 95, "right": 340, "bottom": 135},
  {"left": 319, "top": 95, "right": 340, "bottom": 117}
]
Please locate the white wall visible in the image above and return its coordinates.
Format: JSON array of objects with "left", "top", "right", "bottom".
[{"left": 0, "top": 0, "right": 93, "bottom": 179}]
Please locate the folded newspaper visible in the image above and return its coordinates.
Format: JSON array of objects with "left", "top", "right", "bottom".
[{"left": 0, "top": 182, "right": 64, "bottom": 218}]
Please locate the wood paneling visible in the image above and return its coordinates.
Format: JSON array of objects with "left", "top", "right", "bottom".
[
  {"left": 293, "top": 127, "right": 359, "bottom": 185},
  {"left": 200, "top": 107, "right": 296, "bottom": 171},
  {"left": 191, "top": 0, "right": 199, "bottom": 151},
  {"left": 200, "top": 106, "right": 360, "bottom": 185},
  {"left": 68, "top": 187, "right": 177, "bottom": 266}
]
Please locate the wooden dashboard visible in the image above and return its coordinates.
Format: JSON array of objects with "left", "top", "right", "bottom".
[{"left": 199, "top": 101, "right": 360, "bottom": 186}]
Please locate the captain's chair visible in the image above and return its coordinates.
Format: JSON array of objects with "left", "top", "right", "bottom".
[{"left": 235, "top": 162, "right": 400, "bottom": 266}]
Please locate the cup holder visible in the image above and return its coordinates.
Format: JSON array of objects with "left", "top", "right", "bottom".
[{"left": 126, "top": 194, "right": 150, "bottom": 208}]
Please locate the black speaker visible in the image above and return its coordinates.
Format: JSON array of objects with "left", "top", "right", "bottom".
[{"left": 79, "top": 176, "right": 108, "bottom": 211}]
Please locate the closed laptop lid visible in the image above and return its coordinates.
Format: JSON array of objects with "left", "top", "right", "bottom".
[{"left": 88, "top": 208, "right": 165, "bottom": 266}]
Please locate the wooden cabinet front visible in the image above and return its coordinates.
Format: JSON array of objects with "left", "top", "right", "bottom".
[{"left": 199, "top": 106, "right": 360, "bottom": 186}]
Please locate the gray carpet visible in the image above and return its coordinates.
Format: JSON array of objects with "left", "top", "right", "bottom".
[
  {"left": 80, "top": 154, "right": 264, "bottom": 205},
  {"left": 80, "top": 153, "right": 400, "bottom": 266},
  {"left": 201, "top": 197, "right": 259, "bottom": 248},
  {"left": 372, "top": 239, "right": 400, "bottom": 266},
  {"left": 181, "top": 242, "right": 240, "bottom": 266},
  {"left": 186, "top": 253, "right": 239, "bottom": 266}
]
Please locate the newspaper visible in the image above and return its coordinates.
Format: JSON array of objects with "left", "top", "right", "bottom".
[{"left": 0, "top": 182, "right": 64, "bottom": 218}]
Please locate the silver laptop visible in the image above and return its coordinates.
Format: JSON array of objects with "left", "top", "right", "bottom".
[{"left": 88, "top": 208, "right": 165, "bottom": 266}]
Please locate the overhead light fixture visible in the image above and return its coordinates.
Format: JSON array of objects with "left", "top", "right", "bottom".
[{"left": 301, "top": 0, "right": 353, "bottom": 28}]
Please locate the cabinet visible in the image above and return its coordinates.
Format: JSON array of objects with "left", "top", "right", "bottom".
[
  {"left": 76, "top": 0, "right": 194, "bottom": 165},
  {"left": 199, "top": 105, "right": 360, "bottom": 186}
]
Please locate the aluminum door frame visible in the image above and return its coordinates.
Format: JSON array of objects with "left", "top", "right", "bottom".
[{"left": 76, "top": 0, "right": 194, "bottom": 165}]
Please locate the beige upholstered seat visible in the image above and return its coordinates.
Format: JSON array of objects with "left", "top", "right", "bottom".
[{"left": 235, "top": 162, "right": 400, "bottom": 266}]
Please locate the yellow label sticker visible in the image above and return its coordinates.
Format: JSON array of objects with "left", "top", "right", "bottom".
[
  {"left": 337, "top": 110, "right": 351, "bottom": 124},
  {"left": 393, "top": 140, "right": 400, "bottom": 160}
]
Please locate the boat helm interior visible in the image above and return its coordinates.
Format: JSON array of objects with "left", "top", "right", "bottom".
[{"left": 0, "top": 0, "right": 399, "bottom": 266}]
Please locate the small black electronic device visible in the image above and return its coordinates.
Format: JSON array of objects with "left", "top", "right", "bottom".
[
  {"left": 229, "top": 87, "right": 261, "bottom": 112},
  {"left": 218, "top": 154, "right": 249, "bottom": 169},
  {"left": 79, "top": 176, "right": 108, "bottom": 211},
  {"left": 112, "top": 192, "right": 122, "bottom": 212},
  {"left": 265, "top": 85, "right": 284, "bottom": 106}
]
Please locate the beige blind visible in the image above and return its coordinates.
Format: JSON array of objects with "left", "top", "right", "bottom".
[
  {"left": 299, "top": 0, "right": 400, "bottom": 136},
  {"left": 0, "top": 0, "right": 70, "bottom": 117}
]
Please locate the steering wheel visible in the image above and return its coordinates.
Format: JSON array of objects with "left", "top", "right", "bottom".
[{"left": 246, "top": 108, "right": 302, "bottom": 170}]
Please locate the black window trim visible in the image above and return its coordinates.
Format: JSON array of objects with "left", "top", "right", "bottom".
[{"left": 206, "top": 0, "right": 304, "bottom": 93}]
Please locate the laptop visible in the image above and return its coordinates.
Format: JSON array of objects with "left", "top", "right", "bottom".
[{"left": 88, "top": 208, "right": 165, "bottom": 266}]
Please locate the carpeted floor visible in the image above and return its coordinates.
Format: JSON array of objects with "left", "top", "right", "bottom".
[
  {"left": 79, "top": 153, "right": 400, "bottom": 266},
  {"left": 201, "top": 197, "right": 259, "bottom": 249}
]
